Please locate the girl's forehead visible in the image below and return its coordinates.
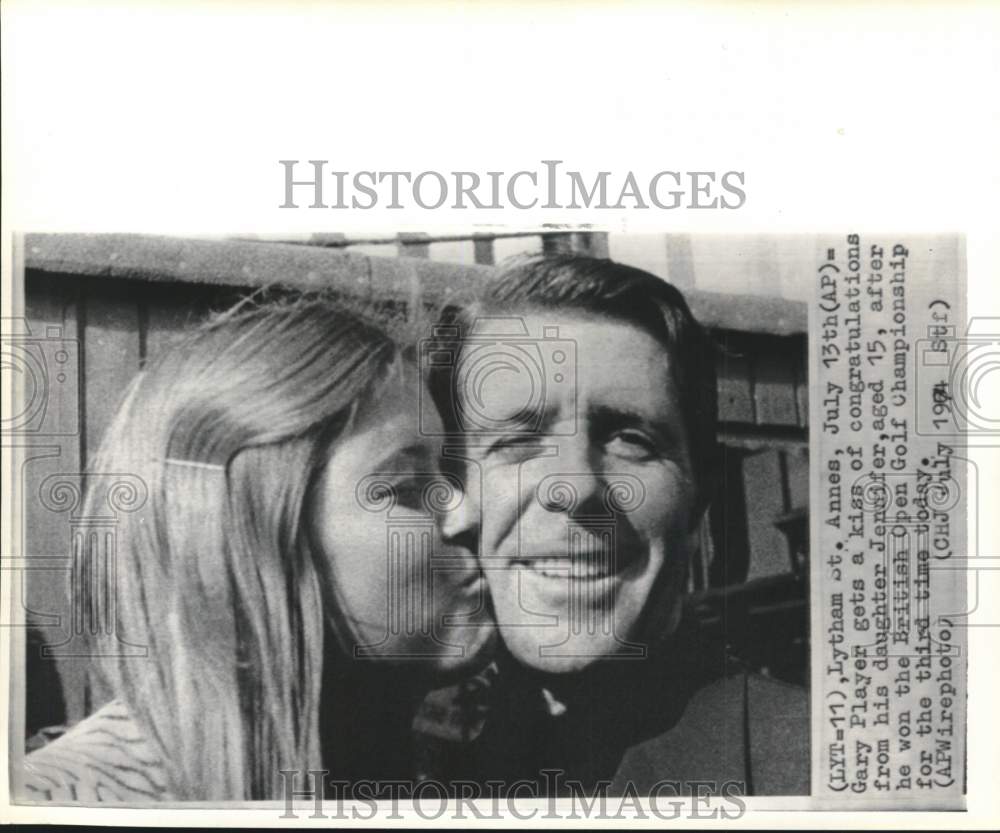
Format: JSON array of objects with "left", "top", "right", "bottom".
[{"left": 327, "top": 374, "right": 440, "bottom": 479}]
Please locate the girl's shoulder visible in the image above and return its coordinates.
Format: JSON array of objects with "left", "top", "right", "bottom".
[{"left": 19, "top": 700, "right": 174, "bottom": 802}]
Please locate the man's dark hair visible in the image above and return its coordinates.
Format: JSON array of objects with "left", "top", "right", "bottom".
[{"left": 430, "top": 253, "right": 719, "bottom": 515}]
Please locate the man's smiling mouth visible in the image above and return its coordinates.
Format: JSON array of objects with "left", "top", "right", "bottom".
[
  {"left": 509, "top": 541, "right": 639, "bottom": 581},
  {"left": 516, "top": 556, "right": 618, "bottom": 580}
]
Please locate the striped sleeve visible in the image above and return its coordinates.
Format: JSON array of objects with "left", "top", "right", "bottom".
[{"left": 18, "top": 700, "right": 173, "bottom": 802}]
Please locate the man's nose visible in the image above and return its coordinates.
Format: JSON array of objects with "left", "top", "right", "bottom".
[
  {"left": 537, "top": 435, "right": 605, "bottom": 517},
  {"left": 440, "top": 479, "right": 480, "bottom": 554}
]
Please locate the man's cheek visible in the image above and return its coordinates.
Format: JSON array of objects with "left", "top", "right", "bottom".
[
  {"left": 481, "top": 479, "right": 519, "bottom": 530},
  {"left": 480, "top": 518, "right": 503, "bottom": 554}
]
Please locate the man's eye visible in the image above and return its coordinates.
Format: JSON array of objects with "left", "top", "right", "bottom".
[
  {"left": 605, "top": 430, "right": 659, "bottom": 462},
  {"left": 487, "top": 434, "right": 544, "bottom": 462},
  {"left": 389, "top": 478, "right": 425, "bottom": 509}
]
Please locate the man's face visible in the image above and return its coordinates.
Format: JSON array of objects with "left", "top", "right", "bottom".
[{"left": 459, "top": 310, "right": 698, "bottom": 673}]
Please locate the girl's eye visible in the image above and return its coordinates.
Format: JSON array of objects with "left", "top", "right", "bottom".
[{"left": 605, "top": 430, "right": 659, "bottom": 462}]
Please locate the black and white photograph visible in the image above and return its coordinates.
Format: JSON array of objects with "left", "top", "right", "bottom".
[
  {"left": 2, "top": 2, "right": 996, "bottom": 828},
  {"left": 10, "top": 230, "right": 811, "bottom": 804}
]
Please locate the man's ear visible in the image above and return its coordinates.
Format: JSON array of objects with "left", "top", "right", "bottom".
[
  {"left": 687, "top": 443, "right": 720, "bottom": 532},
  {"left": 686, "top": 514, "right": 704, "bottom": 554},
  {"left": 663, "top": 583, "right": 685, "bottom": 637},
  {"left": 687, "top": 490, "right": 711, "bottom": 534},
  {"left": 646, "top": 518, "right": 702, "bottom": 641},
  {"left": 656, "top": 510, "right": 708, "bottom": 637}
]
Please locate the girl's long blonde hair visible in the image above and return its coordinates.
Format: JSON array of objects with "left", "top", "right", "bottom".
[{"left": 82, "top": 293, "right": 401, "bottom": 799}]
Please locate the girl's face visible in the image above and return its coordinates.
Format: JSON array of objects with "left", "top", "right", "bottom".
[{"left": 309, "top": 368, "right": 495, "bottom": 677}]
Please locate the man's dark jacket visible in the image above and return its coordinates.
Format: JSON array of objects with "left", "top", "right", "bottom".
[{"left": 462, "top": 626, "right": 809, "bottom": 796}]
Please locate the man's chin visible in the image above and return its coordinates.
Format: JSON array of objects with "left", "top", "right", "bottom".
[{"left": 500, "top": 628, "right": 645, "bottom": 674}]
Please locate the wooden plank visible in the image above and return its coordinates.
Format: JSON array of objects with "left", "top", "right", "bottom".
[
  {"left": 492, "top": 235, "right": 543, "bottom": 264},
  {"left": 21, "top": 271, "right": 86, "bottom": 726},
  {"left": 753, "top": 339, "right": 800, "bottom": 427},
  {"left": 665, "top": 234, "right": 696, "bottom": 290},
  {"left": 783, "top": 447, "right": 810, "bottom": 511},
  {"left": 473, "top": 236, "right": 495, "bottom": 266},
  {"left": 686, "top": 291, "right": 806, "bottom": 336},
  {"left": 25, "top": 233, "right": 378, "bottom": 293},
  {"left": 541, "top": 233, "right": 574, "bottom": 255},
  {"left": 397, "top": 232, "right": 431, "bottom": 259},
  {"left": 307, "top": 233, "right": 348, "bottom": 247},
  {"left": 427, "top": 240, "right": 476, "bottom": 265},
  {"left": 707, "top": 448, "right": 750, "bottom": 587},
  {"left": 742, "top": 448, "right": 793, "bottom": 580},
  {"left": 19, "top": 274, "right": 82, "bottom": 448},
  {"left": 369, "top": 251, "right": 489, "bottom": 310},
  {"left": 794, "top": 340, "right": 809, "bottom": 427},
  {"left": 715, "top": 342, "right": 755, "bottom": 424},
  {"left": 24, "top": 234, "right": 807, "bottom": 335},
  {"left": 80, "top": 279, "right": 142, "bottom": 468},
  {"left": 143, "top": 284, "right": 218, "bottom": 365},
  {"left": 583, "top": 231, "right": 610, "bottom": 259}
]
